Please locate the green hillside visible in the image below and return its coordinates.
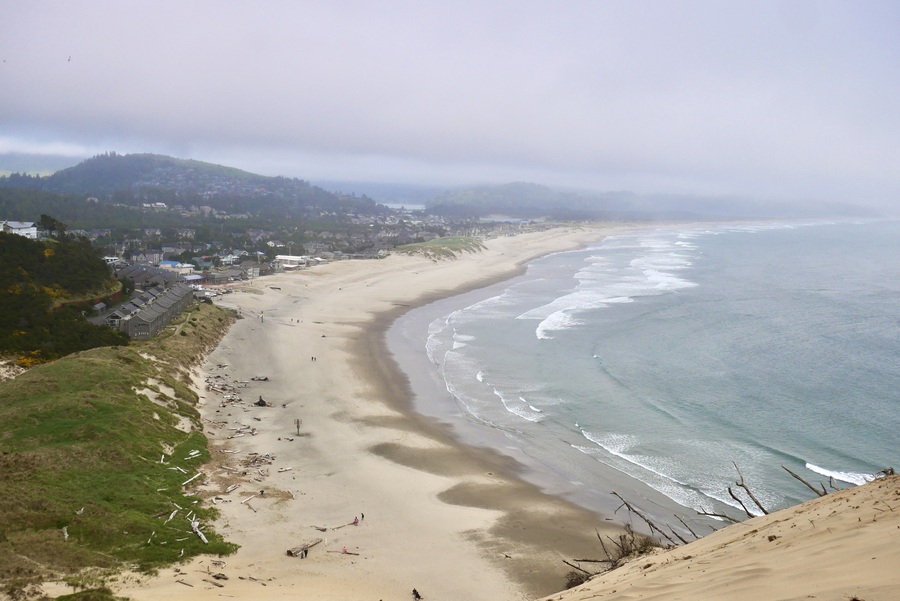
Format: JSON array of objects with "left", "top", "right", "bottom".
[
  {"left": 0, "top": 232, "right": 127, "bottom": 366},
  {"left": 0, "top": 302, "right": 238, "bottom": 598},
  {"left": 0, "top": 152, "right": 379, "bottom": 216}
]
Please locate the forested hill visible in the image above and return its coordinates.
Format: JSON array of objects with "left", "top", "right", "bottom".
[
  {"left": 0, "top": 152, "right": 380, "bottom": 216},
  {"left": 0, "top": 232, "right": 127, "bottom": 364},
  {"left": 426, "top": 182, "right": 877, "bottom": 220}
]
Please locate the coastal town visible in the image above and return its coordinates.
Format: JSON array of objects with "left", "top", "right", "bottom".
[{"left": 1, "top": 169, "right": 557, "bottom": 343}]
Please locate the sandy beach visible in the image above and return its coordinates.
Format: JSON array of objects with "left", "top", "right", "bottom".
[
  {"left": 113, "top": 224, "right": 629, "bottom": 601},
  {"left": 32, "top": 222, "right": 898, "bottom": 601}
]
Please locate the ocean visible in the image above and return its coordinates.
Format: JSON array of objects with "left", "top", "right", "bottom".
[{"left": 387, "top": 220, "right": 899, "bottom": 531}]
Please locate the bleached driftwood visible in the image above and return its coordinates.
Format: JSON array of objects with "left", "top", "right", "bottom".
[
  {"left": 286, "top": 538, "right": 323, "bottom": 556},
  {"left": 191, "top": 519, "right": 208, "bottom": 544},
  {"left": 182, "top": 472, "right": 203, "bottom": 486}
]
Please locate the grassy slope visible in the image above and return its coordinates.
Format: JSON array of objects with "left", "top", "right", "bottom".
[
  {"left": 395, "top": 236, "right": 487, "bottom": 259},
  {"left": 0, "top": 301, "right": 237, "bottom": 597}
]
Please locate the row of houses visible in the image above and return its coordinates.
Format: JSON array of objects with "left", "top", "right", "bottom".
[{"left": 104, "top": 282, "right": 195, "bottom": 340}]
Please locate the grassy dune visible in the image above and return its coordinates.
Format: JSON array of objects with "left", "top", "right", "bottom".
[
  {"left": 395, "top": 236, "right": 487, "bottom": 259},
  {"left": 0, "top": 301, "right": 237, "bottom": 598}
]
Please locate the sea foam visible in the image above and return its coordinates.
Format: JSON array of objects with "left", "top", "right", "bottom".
[{"left": 805, "top": 463, "right": 873, "bottom": 486}]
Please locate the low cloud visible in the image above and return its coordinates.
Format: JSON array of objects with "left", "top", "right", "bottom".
[{"left": 1, "top": 1, "right": 898, "bottom": 209}]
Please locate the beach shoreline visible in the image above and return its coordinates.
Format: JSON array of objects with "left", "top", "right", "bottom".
[{"left": 109, "top": 224, "right": 633, "bottom": 601}]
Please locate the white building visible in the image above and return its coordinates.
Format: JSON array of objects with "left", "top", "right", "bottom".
[
  {"left": 274, "top": 254, "right": 309, "bottom": 270},
  {"left": 2, "top": 221, "right": 38, "bottom": 239}
]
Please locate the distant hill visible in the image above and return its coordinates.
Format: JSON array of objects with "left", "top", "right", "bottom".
[
  {"left": 1, "top": 153, "right": 879, "bottom": 221},
  {"left": 426, "top": 182, "right": 878, "bottom": 221},
  {"left": 0, "top": 152, "right": 381, "bottom": 216},
  {"left": 314, "top": 180, "right": 447, "bottom": 206}
]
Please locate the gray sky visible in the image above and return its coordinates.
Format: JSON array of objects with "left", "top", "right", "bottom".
[{"left": 1, "top": 1, "right": 898, "bottom": 208}]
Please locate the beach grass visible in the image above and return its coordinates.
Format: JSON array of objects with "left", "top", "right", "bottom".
[
  {"left": 52, "top": 588, "right": 125, "bottom": 601},
  {"left": 0, "top": 302, "right": 237, "bottom": 596},
  {"left": 395, "top": 236, "right": 487, "bottom": 259}
]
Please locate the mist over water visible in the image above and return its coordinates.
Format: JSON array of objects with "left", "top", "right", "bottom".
[{"left": 391, "top": 220, "right": 899, "bottom": 526}]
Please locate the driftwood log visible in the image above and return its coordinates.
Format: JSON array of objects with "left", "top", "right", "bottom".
[
  {"left": 191, "top": 518, "right": 209, "bottom": 544},
  {"left": 287, "top": 538, "right": 323, "bottom": 556}
]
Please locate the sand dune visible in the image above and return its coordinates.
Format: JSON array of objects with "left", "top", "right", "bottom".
[{"left": 541, "top": 473, "right": 900, "bottom": 601}]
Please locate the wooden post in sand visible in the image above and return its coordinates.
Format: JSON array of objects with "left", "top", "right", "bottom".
[{"left": 294, "top": 418, "right": 301, "bottom": 435}]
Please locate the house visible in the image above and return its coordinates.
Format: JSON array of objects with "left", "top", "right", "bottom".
[
  {"left": 2, "top": 221, "right": 38, "bottom": 239},
  {"left": 159, "top": 260, "right": 194, "bottom": 276},
  {"left": 161, "top": 245, "right": 185, "bottom": 258},
  {"left": 115, "top": 264, "right": 180, "bottom": 290},
  {"left": 239, "top": 261, "right": 261, "bottom": 279},
  {"left": 190, "top": 257, "right": 216, "bottom": 271},
  {"left": 129, "top": 250, "right": 163, "bottom": 265},
  {"left": 105, "top": 305, "right": 138, "bottom": 328},
  {"left": 274, "top": 255, "right": 308, "bottom": 270},
  {"left": 206, "top": 268, "right": 243, "bottom": 284},
  {"left": 184, "top": 273, "right": 206, "bottom": 286}
]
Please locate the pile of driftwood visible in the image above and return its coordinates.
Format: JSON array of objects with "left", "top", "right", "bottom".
[
  {"left": 205, "top": 375, "right": 237, "bottom": 393},
  {"left": 204, "top": 372, "right": 283, "bottom": 413},
  {"left": 227, "top": 422, "right": 257, "bottom": 438},
  {"left": 242, "top": 452, "right": 275, "bottom": 469},
  {"left": 221, "top": 393, "right": 244, "bottom": 406}
]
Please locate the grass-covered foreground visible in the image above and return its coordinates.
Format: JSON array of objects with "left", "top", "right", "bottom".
[{"left": 0, "top": 301, "right": 238, "bottom": 598}]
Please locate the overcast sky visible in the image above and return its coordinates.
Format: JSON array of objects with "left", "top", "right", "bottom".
[{"left": 1, "top": 1, "right": 898, "bottom": 208}]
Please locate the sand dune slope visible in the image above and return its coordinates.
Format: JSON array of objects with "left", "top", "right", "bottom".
[{"left": 541, "top": 474, "right": 900, "bottom": 601}]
